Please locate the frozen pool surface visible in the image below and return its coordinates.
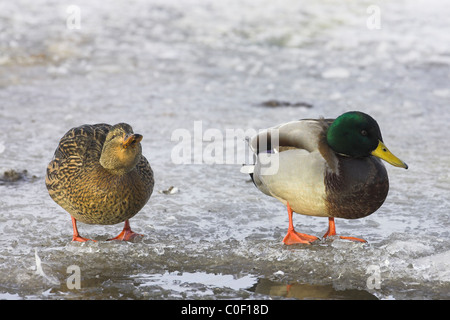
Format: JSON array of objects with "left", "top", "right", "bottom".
[{"left": 1, "top": 0, "right": 449, "bottom": 299}]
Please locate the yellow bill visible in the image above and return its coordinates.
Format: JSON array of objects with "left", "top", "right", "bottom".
[{"left": 371, "top": 140, "right": 408, "bottom": 169}]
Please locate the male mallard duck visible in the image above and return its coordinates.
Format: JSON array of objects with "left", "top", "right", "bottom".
[
  {"left": 46, "top": 123, "right": 154, "bottom": 242},
  {"left": 242, "top": 111, "right": 408, "bottom": 244}
]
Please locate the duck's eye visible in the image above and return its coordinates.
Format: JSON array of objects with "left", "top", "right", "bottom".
[
  {"left": 361, "top": 130, "right": 368, "bottom": 136},
  {"left": 107, "top": 134, "right": 118, "bottom": 142}
]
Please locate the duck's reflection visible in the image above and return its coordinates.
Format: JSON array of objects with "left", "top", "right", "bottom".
[{"left": 250, "top": 278, "right": 378, "bottom": 300}]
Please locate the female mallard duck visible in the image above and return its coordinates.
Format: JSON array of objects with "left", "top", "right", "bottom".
[
  {"left": 46, "top": 123, "right": 154, "bottom": 242},
  {"left": 242, "top": 111, "right": 408, "bottom": 245}
]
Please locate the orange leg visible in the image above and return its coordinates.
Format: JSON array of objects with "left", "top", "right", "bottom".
[
  {"left": 107, "top": 220, "right": 143, "bottom": 241},
  {"left": 323, "top": 217, "right": 366, "bottom": 243},
  {"left": 71, "top": 216, "right": 96, "bottom": 242},
  {"left": 286, "top": 284, "right": 292, "bottom": 298},
  {"left": 283, "top": 202, "right": 319, "bottom": 245}
]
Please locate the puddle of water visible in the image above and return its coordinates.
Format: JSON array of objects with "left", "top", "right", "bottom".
[{"left": 133, "top": 271, "right": 258, "bottom": 298}]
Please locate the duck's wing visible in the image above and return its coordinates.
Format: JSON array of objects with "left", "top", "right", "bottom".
[
  {"left": 241, "top": 119, "right": 334, "bottom": 206},
  {"left": 46, "top": 124, "right": 111, "bottom": 193},
  {"left": 53, "top": 124, "right": 111, "bottom": 161},
  {"left": 135, "top": 155, "right": 155, "bottom": 195},
  {"left": 247, "top": 118, "right": 331, "bottom": 155}
]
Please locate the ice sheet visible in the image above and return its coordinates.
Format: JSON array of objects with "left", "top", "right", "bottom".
[{"left": 0, "top": 0, "right": 449, "bottom": 300}]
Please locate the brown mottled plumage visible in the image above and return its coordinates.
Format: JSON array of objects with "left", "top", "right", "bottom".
[{"left": 46, "top": 123, "right": 154, "bottom": 242}]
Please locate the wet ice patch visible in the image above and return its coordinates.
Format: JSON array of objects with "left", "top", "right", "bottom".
[
  {"left": 251, "top": 278, "right": 377, "bottom": 300},
  {"left": 413, "top": 251, "right": 450, "bottom": 282},
  {"left": 33, "top": 249, "right": 59, "bottom": 285},
  {"left": 133, "top": 271, "right": 258, "bottom": 298},
  {"left": 384, "top": 239, "right": 435, "bottom": 258}
]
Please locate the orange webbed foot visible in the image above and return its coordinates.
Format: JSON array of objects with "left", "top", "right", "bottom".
[
  {"left": 72, "top": 235, "right": 97, "bottom": 242},
  {"left": 337, "top": 235, "right": 367, "bottom": 243},
  {"left": 323, "top": 217, "right": 367, "bottom": 243},
  {"left": 283, "top": 202, "right": 319, "bottom": 245},
  {"left": 107, "top": 220, "right": 143, "bottom": 241},
  {"left": 71, "top": 216, "right": 97, "bottom": 242},
  {"left": 283, "top": 229, "right": 319, "bottom": 245}
]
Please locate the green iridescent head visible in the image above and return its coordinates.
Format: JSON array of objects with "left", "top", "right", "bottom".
[{"left": 327, "top": 111, "right": 408, "bottom": 168}]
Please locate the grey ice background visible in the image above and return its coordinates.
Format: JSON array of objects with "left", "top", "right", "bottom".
[{"left": 0, "top": 0, "right": 449, "bottom": 299}]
